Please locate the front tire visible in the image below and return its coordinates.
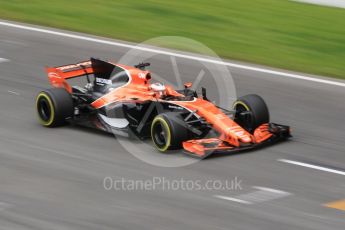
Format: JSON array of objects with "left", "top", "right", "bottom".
[
  {"left": 233, "top": 94, "right": 269, "bottom": 132},
  {"left": 151, "top": 113, "right": 189, "bottom": 152},
  {"left": 36, "top": 88, "right": 74, "bottom": 127}
]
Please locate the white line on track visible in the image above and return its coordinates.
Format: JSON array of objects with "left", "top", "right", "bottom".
[
  {"left": 292, "top": 0, "right": 345, "bottom": 9},
  {"left": 0, "top": 21, "right": 345, "bottom": 88},
  {"left": 214, "top": 186, "right": 291, "bottom": 205},
  {"left": 278, "top": 159, "right": 345, "bottom": 176},
  {"left": 0, "top": 57, "right": 9, "bottom": 63},
  {"left": 253, "top": 186, "right": 291, "bottom": 195},
  {"left": 213, "top": 195, "right": 253, "bottom": 204},
  {"left": 8, "top": 90, "right": 20, "bottom": 96}
]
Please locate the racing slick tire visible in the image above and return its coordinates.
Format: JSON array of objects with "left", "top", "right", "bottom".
[
  {"left": 36, "top": 88, "right": 74, "bottom": 127},
  {"left": 233, "top": 94, "right": 269, "bottom": 132},
  {"left": 151, "top": 112, "right": 189, "bottom": 152}
]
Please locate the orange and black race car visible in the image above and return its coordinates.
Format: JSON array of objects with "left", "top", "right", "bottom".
[{"left": 36, "top": 58, "right": 291, "bottom": 158}]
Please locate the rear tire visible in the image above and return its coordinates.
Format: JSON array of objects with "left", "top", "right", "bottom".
[
  {"left": 233, "top": 94, "right": 269, "bottom": 132},
  {"left": 151, "top": 112, "right": 189, "bottom": 152},
  {"left": 36, "top": 88, "right": 74, "bottom": 127}
]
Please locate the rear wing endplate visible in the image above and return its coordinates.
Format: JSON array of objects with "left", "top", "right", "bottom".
[{"left": 45, "top": 60, "right": 94, "bottom": 93}]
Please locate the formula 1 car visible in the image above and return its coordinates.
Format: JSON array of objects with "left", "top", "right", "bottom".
[{"left": 36, "top": 58, "right": 291, "bottom": 158}]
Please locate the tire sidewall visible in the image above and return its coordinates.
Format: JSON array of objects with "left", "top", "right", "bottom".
[
  {"left": 36, "top": 92, "right": 56, "bottom": 126},
  {"left": 151, "top": 112, "right": 189, "bottom": 151},
  {"left": 36, "top": 88, "right": 73, "bottom": 127},
  {"left": 234, "top": 94, "right": 269, "bottom": 132}
]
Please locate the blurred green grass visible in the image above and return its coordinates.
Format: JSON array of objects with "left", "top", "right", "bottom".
[{"left": 0, "top": 0, "right": 344, "bottom": 78}]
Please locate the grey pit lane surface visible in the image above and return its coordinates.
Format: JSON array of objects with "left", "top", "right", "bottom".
[{"left": 0, "top": 22, "right": 345, "bottom": 230}]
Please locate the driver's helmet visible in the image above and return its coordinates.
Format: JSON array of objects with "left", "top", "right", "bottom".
[{"left": 150, "top": 82, "right": 166, "bottom": 97}]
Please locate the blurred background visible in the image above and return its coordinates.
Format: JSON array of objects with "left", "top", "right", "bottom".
[{"left": 0, "top": 0, "right": 344, "bottom": 78}]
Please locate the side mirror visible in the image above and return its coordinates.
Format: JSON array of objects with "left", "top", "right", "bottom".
[{"left": 184, "top": 82, "right": 192, "bottom": 88}]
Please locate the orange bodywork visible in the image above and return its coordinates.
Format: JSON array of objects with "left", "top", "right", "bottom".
[
  {"left": 46, "top": 61, "right": 93, "bottom": 93},
  {"left": 46, "top": 60, "right": 273, "bottom": 156}
]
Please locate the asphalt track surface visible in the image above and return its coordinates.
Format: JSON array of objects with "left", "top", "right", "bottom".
[{"left": 0, "top": 21, "right": 345, "bottom": 230}]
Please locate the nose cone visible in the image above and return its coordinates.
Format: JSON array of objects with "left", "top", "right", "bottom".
[
  {"left": 240, "top": 136, "right": 252, "bottom": 143},
  {"left": 231, "top": 129, "right": 252, "bottom": 143}
]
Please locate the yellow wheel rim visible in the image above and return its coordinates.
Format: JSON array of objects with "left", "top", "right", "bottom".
[
  {"left": 233, "top": 101, "right": 250, "bottom": 111},
  {"left": 36, "top": 92, "right": 55, "bottom": 126},
  {"left": 151, "top": 116, "right": 171, "bottom": 152}
]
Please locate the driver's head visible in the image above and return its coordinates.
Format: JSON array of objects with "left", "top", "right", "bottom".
[{"left": 150, "top": 82, "right": 166, "bottom": 97}]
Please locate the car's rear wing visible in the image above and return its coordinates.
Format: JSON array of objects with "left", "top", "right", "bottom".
[
  {"left": 46, "top": 58, "right": 107, "bottom": 93},
  {"left": 45, "top": 58, "right": 120, "bottom": 93},
  {"left": 45, "top": 60, "right": 94, "bottom": 93},
  {"left": 47, "top": 60, "right": 93, "bottom": 78}
]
